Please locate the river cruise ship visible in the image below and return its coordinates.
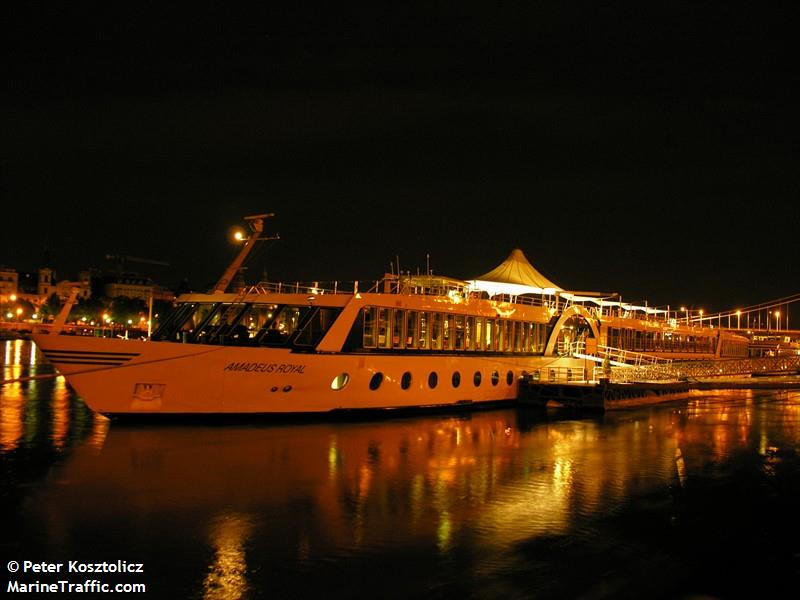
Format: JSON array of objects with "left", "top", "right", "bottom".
[{"left": 31, "top": 214, "right": 748, "bottom": 417}]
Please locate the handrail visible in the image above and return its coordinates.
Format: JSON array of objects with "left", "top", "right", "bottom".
[{"left": 569, "top": 341, "right": 673, "bottom": 367}]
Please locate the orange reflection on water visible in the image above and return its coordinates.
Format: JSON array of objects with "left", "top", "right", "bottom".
[
  {"left": 12, "top": 338, "right": 23, "bottom": 366},
  {"left": 203, "top": 512, "right": 253, "bottom": 600},
  {"left": 0, "top": 381, "right": 24, "bottom": 451},
  {"left": 2, "top": 341, "right": 29, "bottom": 451},
  {"left": 51, "top": 376, "right": 70, "bottom": 449},
  {"left": 28, "top": 395, "right": 800, "bottom": 581},
  {"left": 88, "top": 414, "right": 111, "bottom": 451},
  {"left": 2, "top": 340, "right": 23, "bottom": 383}
]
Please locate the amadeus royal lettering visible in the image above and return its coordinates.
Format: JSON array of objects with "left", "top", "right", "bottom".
[{"left": 223, "top": 362, "right": 306, "bottom": 374}]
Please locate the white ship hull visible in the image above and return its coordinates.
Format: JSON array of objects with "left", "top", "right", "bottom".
[{"left": 31, "top": 334, "right": 581, "bottom": 416}]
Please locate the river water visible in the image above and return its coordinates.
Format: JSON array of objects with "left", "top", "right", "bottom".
[{"left": 2, "top": 339, "right": 800, "bottom": 599}]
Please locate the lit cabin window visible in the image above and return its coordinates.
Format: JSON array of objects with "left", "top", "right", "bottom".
[
  {"left": 405, "top": 311, "right": 418, "bottom": 348},
  {"left": 503, "top": 320, "right": 513, "bottom": 352},
  {"left": 418, "top": 311, "right": 429, "bottom": 349},
  {"left": 377, "top": 308, "right": 390, "bottom": 348},
  {"left": 513, "top": 321, "right": 522, "bottom": 352},
  {"left": 485, "top": 318, "right": 494, "bottom": 351},
  {"left": 455, "top": 315, "right": 465, "bottom": 350},
  {"left": 431, "top": 313, "right": 443, "bottom": 350},
  {"left": 392, "top": 309, "right": 404, "bottom": 348},
  {"left": 362, "top": 307, "right": 377, "bottom": 348},
  {"left": 442, "top": 314, "right": 453, "bottom": 350},
  {"left": 331, "top": 373, "right": 350, "bottom": 390}
]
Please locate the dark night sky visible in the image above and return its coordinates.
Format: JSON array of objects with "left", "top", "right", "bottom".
[{"left": 2, "top": 3, "right": 798, "bottom": 311}]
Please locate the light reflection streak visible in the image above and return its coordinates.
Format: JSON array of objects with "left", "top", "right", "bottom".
[
  {"left": 13, "top": 338, "right": 22, "bottom": 366},
  {"left": 87, "top": 414, "right": 110, "bottom": 451},
  {"left": 674, "top": 447, "right": 686, "bottom": 486},
  {"left": 203, "top": 513, "right": 253, "bottom": 600},
  {"left": 328, "top": 435, "right": 338, "bottom": 480},
  {"left": 3, "top": 339, "right": 23, "bottom": 383},
  {"left": 433, "top": 478, "right": 452, "bottom": 554},
  {"left": 51, "top": 374, "right": 70, "bottom": 448},
  {"left": 0, "top": 382, "right": 24, "bottom": 451},
  {"left": 6, "top": 340, "right": 38, "bottom": 447}
]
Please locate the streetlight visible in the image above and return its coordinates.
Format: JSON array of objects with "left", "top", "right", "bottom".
[
  {"left": 775, "top": 311, "right": 781, "bottom": 332},
  {"left": 736, "top": 310, "right": 741, "bottom": 330},
  {"left": 699, "top": 309, "right": 704, "bottom": 327},
  {"left": 681, "top": 306, "right": 687, "bottom": 325}
]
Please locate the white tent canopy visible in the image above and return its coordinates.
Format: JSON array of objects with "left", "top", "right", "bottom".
[
  {"left": 467, "top": 248, "right": 562, "bottom": 296},
  {"left": 467, "top": 249, "right": 666, "bottom": 315}
]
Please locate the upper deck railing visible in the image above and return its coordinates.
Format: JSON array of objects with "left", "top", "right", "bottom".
[
  {"left": 233, "top": 278, "right": 558, "bottom": 307},
  {"left": 215, "top": 277, "right": 708, "bottom": 330}
]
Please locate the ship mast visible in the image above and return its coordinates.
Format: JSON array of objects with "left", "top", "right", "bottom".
[{"left": 212, "top": 213, "right": 278, "bottom": 294}]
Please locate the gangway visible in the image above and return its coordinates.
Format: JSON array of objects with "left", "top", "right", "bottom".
[
  {"left": 570, "top": 342, "right": 673, "bottom": 367},
  {"left": 568, "top": 341, "right": 800, "bottom": 383},
  {"left": 604, "top": 354, "right": 800, "bottom": 383}
]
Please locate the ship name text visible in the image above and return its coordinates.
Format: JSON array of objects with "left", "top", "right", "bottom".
[{"left": 223, "top": 362, "right": 306, "bottom": 374}]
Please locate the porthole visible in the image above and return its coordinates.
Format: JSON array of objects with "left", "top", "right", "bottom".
[
  {"left": 401, "top": 371, "right": 412, "bottom": 390},
  {"left": 331, "top": 372, "right": 350, "bottom": 391},
  {"left": 506, "top": 370, "right": 514, "bottom": 385},
  {"left": 473, "top": 371, "right": 482, "bottom": 387},
  {"left": 491, "top": 370, "right": 499, "bottom": 386},
  {"left": 451, "top": 371, "right": 461, "bottom": 388},
  {"left": 369, "top": 372, "right": 384, "bottom": 391},
  {"left": 282, "top": 385, "right": 292, "bottom": 392},
  {"left": 428, "top": 371, "right": 438, "bottom": 389}
]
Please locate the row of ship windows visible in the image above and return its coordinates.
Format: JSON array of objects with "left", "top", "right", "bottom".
[
  {"left": 361, "top": 306, "right": 548, "bottom": 353},
  {"left": 330, "top": 369, "right": 517, "bottom": 391},
  {"left": 606, "top": 328, "right": 718, "bottom": 354}
]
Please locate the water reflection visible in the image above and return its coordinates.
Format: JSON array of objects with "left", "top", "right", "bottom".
[
  {"left": 203, "top": 512, "right": 253, "bottom": 600},
  {"left": 6, "top": 339, "right": 800, "bottom": 599},
  {"left": 0, "top": 379, "right": 23, "bottom": 450},
  {"left": 1, "top": 340, "right": 100, "bottom": 453}
]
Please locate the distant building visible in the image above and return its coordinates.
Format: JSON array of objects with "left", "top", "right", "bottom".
[
  {"left": 55, "top": 270, "right": 92, "bottom": 301},
  {"left": 1, "top": 262, "right": 175, "bottom": 308},
  {"left": 96, "top": 273, "right": 175, "bottom": 302},
  {"left": 38, "top": 267, "right": 55, "bottom": 298},
  {"left": 0, "top": 266, "right": 18, "bottom": 299},
  {"left": 15, "top": 269, "right": 56, "bottom": 307}
]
